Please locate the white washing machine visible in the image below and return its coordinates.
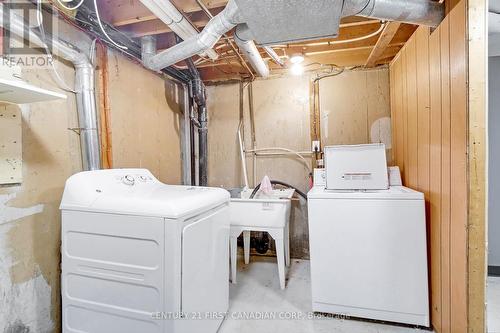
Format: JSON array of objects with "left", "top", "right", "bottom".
[
  {"left": 308, "top": 145, "right": 429, "bottom": 327},
  {"left": 60, "top": 169, "right": 230, "bottom": 333}
]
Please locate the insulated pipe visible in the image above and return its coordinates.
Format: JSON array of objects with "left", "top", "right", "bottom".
[
  {"left": 142, "top": 0, "right": 240, "bottom": 71},
  {"left": 342, "top": 0, "right": 445, "bottom": 27},
  {"left": 141, "top": 0, "right": 270, "bottom": 77},
  {"left": 0, "top": 3, "right": 101, "bottom": 170},
  {"left": 234, "top": 27, "right": 270, "bottom": 77},
  {"left": 263, "top": 46, "right": 285, "bottom": 67},
  {"left": 139, "top": 0, "right": 218, "bottom": 60}
]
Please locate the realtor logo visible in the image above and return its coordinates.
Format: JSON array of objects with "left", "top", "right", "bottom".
[{"left": 1, "top": 0, "right": 56, "bottom": 67}]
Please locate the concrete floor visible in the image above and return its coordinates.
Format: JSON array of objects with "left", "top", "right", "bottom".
[
  {"left": 219, "top": 257, "right": 430, "bottom": 333},
  {"left": 488, "top": 276, "right": 500, "bottom": 333}
]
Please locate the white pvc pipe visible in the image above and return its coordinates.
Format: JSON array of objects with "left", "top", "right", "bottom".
[
  {"left": 263, "top": 46, "right": 285, "bottom": 67},
  {"left": 238, "top": 122, "right": 250, "bottom": 189},
  {"left": 233, "top": 34, "right": 270, "bottom": 77},
  {"left": 246, "top": 147, "right": 313, "bottom": 173}
]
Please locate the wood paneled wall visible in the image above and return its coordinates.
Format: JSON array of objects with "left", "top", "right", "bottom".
[{"left": 389, "top": 1, "right": 468, "bottom": 332}]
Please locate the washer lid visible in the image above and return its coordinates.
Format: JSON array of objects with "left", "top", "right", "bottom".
[
  {"left": 60, "top": 169, "right": 229, "bottom": 219},
  {"left": 307, "top": 185, "right": 424, "bottom": 200}
]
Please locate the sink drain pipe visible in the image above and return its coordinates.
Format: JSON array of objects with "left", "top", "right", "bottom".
[
  {"left": 249, "top": 180, "right": 307, "bottom": 255},
  {"left": 185, "top": 57, "right": 208, "bottom": 186}
]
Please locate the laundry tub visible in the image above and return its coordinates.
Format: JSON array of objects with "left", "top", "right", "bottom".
[
  {"left": 229, "top": 188, "right": 295, "bottom": 228},
  {"left": 228, "top": 188, "right": 295, "bottom": 289}
]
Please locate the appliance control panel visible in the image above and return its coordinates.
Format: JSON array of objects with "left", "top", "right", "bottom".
[{"left": 112, "top": 172, "right": 154, "bottom": 187}]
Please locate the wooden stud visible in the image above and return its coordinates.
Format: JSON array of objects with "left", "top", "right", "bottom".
[
  {"left": 467, "top": 0, "right": 488, "bottom": 331},
  {"left": 96, "top": 44, "right": 113, "bottom": 169},
  {"left": 365, "top": 22, "right": 401, "bottom": 68}
]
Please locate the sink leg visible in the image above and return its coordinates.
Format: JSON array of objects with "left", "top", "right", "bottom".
[
  {"left": 275, "top": 235, "right": 286, "bottom": 290},
  {"left": 243, "top": 231, "right": 250, "bottom": 265}
]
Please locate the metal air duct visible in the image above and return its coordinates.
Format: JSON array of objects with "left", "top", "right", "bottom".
[
  {"left": 141, "top": 0, "right": 445, "bottom": 76},
  {"left": 0, "top": 3, "right": 101, "bottom": 170},
  {"left": 342, "top": 0, "right": 444, "bottom": 28},
  {"left": 138, "top": 0, "right": 218, "bottom": 60},
  {"left": 141, "top": 0, "right": 271, "bottom": 77},
  {"left": 142, "top": 0, "right": 240, "bottom": 72}
]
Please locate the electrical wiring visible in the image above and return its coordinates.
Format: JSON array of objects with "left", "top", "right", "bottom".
[
  {"left": 55, "top": 0, "right": 84, "bottom": 11},
  {"left": 36, "top": 0, "right": 76, "bottom": 93},
  {"left": 93, "top": 0, "right": 128, "bottom": 50}
]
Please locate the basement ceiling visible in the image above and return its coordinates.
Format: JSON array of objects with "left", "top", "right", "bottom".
[{"left": 94, "top": 0, "right": 451, "bottom": 81}]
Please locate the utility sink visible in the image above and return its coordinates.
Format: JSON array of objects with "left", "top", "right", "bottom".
[{"left": 229, "top": 188, "right": 295, "bottom": 228}]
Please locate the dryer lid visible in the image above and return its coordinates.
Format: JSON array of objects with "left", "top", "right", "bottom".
[
  {"left": 60, "top": 169, "right": 229, "bottom": 219},
  {"left": 307, "top": 185, "right": 424, "bottom": 200}
]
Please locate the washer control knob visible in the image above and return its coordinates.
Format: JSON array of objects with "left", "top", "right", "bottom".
[
  {"left": 138, "top": 175, "right": 148, "bottom": 182},
  {"left": 122, "top": 175, "right": 135, "bottom": 186}
]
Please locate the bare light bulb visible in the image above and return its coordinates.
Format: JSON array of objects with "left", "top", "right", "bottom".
[
  {"left": 290, "top": 63, "right": 304, "bottom": 76},
  {"left": 290, "top": 54, "right": 305, "bottom": 64}
]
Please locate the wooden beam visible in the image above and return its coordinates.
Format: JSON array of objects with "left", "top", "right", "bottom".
[
  {"left": 110, "top": 0, "right": 228, "bottom": 26},
  {"left": 96, "top": 44, "right": 113, "bottom": 169},
  {"left": 467, "top": 0, "right": 487, "bottom": 330},
  {"left": 365, "top": 21, "right": 401, "bottom": 67},
  {"left": 122, "top": 17, "right": 210, "bottom": 37}
]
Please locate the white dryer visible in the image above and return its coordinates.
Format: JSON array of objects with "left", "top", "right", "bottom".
[{"left": 60, "top": 169, "right": 230, "bottom": 333}]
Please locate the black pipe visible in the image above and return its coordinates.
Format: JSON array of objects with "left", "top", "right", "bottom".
[
  {"left": 74, "top": 5, "right": 192, "bottom": 83},
  {"left": 249, "top": 180, "right": 307, "bottom": 254},
  {"left": 249, "top": 180, "right": 308, "bottom": 200},
  {"left": 185, "top": 57, "right": 208, "bottom": 186}
]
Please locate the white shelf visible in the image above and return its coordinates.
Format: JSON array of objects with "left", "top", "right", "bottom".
[{"left": 0, "top": 78, "right": 67, "bottom": 104}]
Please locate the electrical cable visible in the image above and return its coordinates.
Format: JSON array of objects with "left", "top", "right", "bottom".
[
  {"left": 37, "top": 0, "right": 76, "bottom": 93},
  {"left": 55, "top": 0, "right": 84, "bottom": 11},
  {"left": 93, "top": 0, "right": 128, "bottom": 50}
]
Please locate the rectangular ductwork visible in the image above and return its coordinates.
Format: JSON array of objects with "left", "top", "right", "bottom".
[{"left": 233, "top": 0, "right": 345, "bottom": 45}]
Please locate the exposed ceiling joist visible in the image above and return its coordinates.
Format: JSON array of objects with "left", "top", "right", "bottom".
[
  {"left": 110, "top": 0, "right": 228, "bottom": 27},
  {"left": 365, "top": 22, "right": 401, "bottom": 68},
  {"left": 94, "top": 0, "right": 420, "bottom": 81}
]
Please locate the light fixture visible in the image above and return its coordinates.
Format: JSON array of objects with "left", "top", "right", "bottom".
[
  {"left": 290, "top": 63, "right": 304, "bottom": 76},
  {"left": 290, "top": 53, "right": 305, "bottom": 64}
]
